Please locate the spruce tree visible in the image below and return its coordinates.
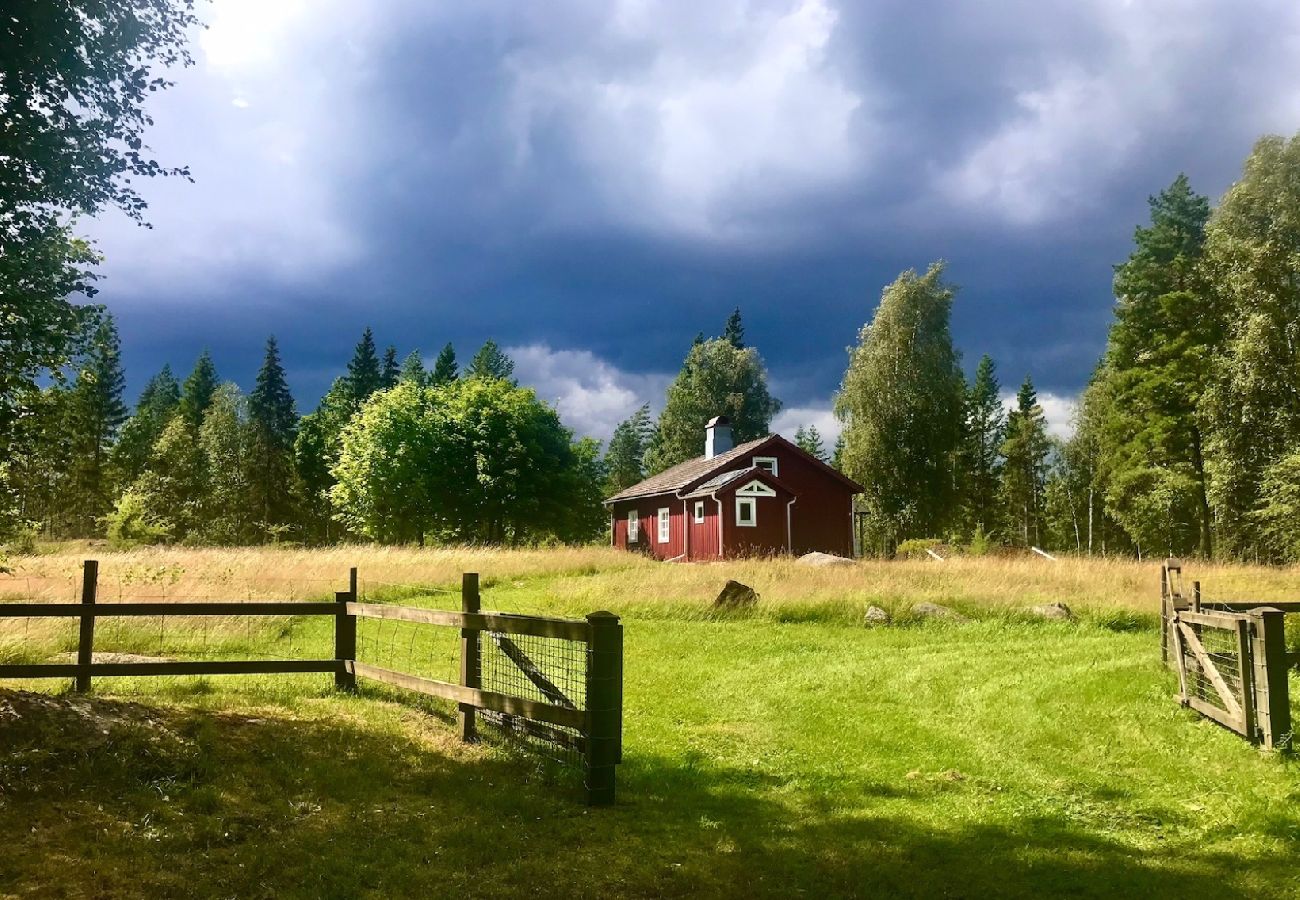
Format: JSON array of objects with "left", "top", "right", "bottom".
[
  {"left": 381, "top": 345, "right": 400, "bottom": 390},
  {"left": 400, "top": 350, "right": 426, "bottom": 386},
  {"left": 604, "top": 404, "right": 654, "bottom": 494},
  {"left": 835, "top": 263, "right": 964, "bottom": 553},
  {"left": 959, "top": 355, "right": 1005, "bottom": 538},
  {"left": 247, "top": 336, "right": 298, "bottom": 538},
  {"left": 179, "top": 350, "right": 219, "bottom": 431},
  {"left": 1000, "top": 376, "right": 1050, "bottom": 548},
  {"left": 114, "top": 364, "right": 181, "bottom": 486},
  {"left": 723, "top": 308, "right": 745, "bottom": 349},
  {"left": 63, "top": 310, "right": 127, "bottom": 535},
  {"left": 794, "top": 424, "right": 827, "bottom": 461},
  {"left": 346, "top": 327, "right": 383, "bottom": 402},
  {"left": 431, "top": 343, "right": 458, "bottom": 384},
  {"left": 465, "top": 340, "right": 516, "bottom": 383},
  {"left": 645, "top": 338, "right": 781, "bottom": 473},
  {"left": 198, "top": 383, "right": 249, "bottom": 543},
  {"left": 1091, "top": 174, "right": 1216, "bottom": 557}
]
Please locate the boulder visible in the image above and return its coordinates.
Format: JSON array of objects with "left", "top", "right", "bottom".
[
  {"left": 797, "top": 552, "right": 855, "bottom": 567},
  {"left": 1029, "top": 602, "right": 1074, "bottom": 621},
  {"left": 864, "top": 605, "right": 891, "bottom": 626},
  {"left": 912, "top": 601, "right": 969, "bottom": 622},
  {"left": 715, "top": 580, "right": 759, "bottom": 609}
]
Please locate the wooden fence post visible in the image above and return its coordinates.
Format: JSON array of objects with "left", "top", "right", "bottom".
[
  {"left": 584, "top": 610, "right": 623, "bottom": 807},
  {"left": 75, "top": 560, "right": 97, "bottom": 692},
  {"left": 334, "top": 567, "right": 357, "bottom": 691},
  {"left": 459, "top": 572, "right": 480, "bottom": 742},
  {"left": 1250, "top": 608, "right": 1292, "bottom": 750}
]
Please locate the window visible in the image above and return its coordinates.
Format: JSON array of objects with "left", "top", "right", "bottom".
[
  {"left": 736, "top": 497, "right": 757, "bottom": 527},
  {"left": 627, "top": 510, "right": 639, "bottom": 542},
  {"left": 753, "top": 456, "right": 778, "bottom": 476},
  {"left": 693, "top": 500, "right": 705, "bottom": 524},
  {"left": 657, "top": 507, "right": 671, "bottom": 543}
]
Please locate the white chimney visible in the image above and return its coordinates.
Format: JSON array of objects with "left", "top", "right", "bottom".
[{"left": 705, "top": 415, "right": 733, "bottom": 459}]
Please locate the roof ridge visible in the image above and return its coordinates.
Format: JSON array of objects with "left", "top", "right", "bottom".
[{"left": 603, "top": 434, "right": 775, "bottom": 503}]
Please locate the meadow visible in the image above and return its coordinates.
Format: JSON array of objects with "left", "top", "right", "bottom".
[{"left": 2, "top": 546, "right": 1299, "bottom": 898}]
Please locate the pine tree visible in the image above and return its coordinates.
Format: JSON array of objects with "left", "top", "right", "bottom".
[
  {"left": 794, "top": 424, "right": 827, "bottom": 461},
  {"left": 431, "top": 343, "right": 458, "bottom": 384},
  {"left": 466, "top": 340, "right": 516, "bottom": 383},
  {"left": 178, "top": 350, "right": 218, "bottom": 431},
  {"left": 831, "top": 433, "right": 846, "bottom": 471},
  {"left": 381, "top": 346, "right": 400, "bottom": 390},
  {"left": 835, "top": 263, "right": 964, "bottom": 553},
  {"left": 723, "top": 307, "right": 745, "bottom": 349},
  {"left": 959, "top": 355, "right": 1005, "bottom": 538},
  {"left": 1000, "top": 376, "right": 1050, "bottom": 548},
  {"left": 346, "top": 328, "right": 382, "bottom": 402},
  {"left": 247, "top": 336, "right": 298, "bottom": 539},
  {"left": 1091, "top": 174, "right": 1216, "bottom": 557},
  {"left": 63, "top": 309, "right": 127, "bottom": 535},
  {"left": 645, "top": 338, "right": 781, "bottom": 473},
  {"left": 113, "top": 364, "right": 181, "bottom": 486},
  {"left": 400, "top": 350, "right": 426, "bottom": 386},
  {"left": 604, "top": 404, "right": 654, "bottom": 494}
]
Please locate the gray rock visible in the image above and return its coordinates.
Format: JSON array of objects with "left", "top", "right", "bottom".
[
  {"left": 912, "top": 601, "right": 969, "bottom": 622},
  {"left": 715, "top": 580, "right": 759, "bottom": 609},
  {"left": 864, "top": 605, "right": 891, "bottom": 626},
  {"left": 1030, "top": 602, "right": 1074, "bottom": 621},
  {"left": 797, "top": 551, "right": 855, "bottom": 567}
]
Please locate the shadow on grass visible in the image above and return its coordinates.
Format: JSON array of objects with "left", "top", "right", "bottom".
[{"left": 0, "top": 688, "right": 1290, "bottom": 899}]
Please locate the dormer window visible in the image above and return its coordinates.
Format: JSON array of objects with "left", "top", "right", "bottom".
[{"left": 753, "top": 456, "right": 778, "bottom": 477}]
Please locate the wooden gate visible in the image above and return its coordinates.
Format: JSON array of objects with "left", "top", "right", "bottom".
[{"left": 1171, "top": 608, "right": 1255, "bottom": 738}]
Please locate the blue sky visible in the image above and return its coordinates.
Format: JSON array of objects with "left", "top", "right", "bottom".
[{"left": 85, "top": 0, "right": 1300, "bottom": 444}]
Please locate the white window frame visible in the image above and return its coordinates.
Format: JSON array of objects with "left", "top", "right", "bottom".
[
  {"left": 693, "top": 500, "right": 705, "bottom": 524},
  {"left": 753, "top": 456, "right": 779, "bottom": 477},
  {"left": 736, "top": 496, "right": 757, "bottom": 527},
  {"left": 736, "top": 480, "right": 777, "bottom": 497},
  {"left": 627, "top": 510, "right": 639, "bottom": 542},
  {"left": 657, "top": 507, "right": 671, "bottom": 543}
]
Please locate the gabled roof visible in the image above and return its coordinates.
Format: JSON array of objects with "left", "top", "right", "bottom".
[
  {"left": 683, "top": 465, "right": 794, "bottom": 499},
  {"left": 604, "top": 433, "right": 863, "bottom": 503},
  {"left": 604, "top": 436, "right": 772, "bottom": 503}
]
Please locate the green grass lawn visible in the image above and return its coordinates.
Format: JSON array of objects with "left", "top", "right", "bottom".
[{"left": 2, "top": 579, "right": 1299, "bottom": 898}]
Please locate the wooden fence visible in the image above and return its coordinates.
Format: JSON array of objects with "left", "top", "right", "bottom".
[
  {"left": 1161, "top": 559, "right": 1294, "bottom": 749},
  {"left": 0, "top": 561, "right": 623, "bottom": 805}
]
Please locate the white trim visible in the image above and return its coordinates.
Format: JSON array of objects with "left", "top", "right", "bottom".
[
  {"left": 752, "top": 456, "right": 779, "bottom": 477},
  {"left": 627, "top": 509, "right": 639, "bottom": 543},
  {"left": 736, "top": 480, "right": 776, "bottom": 497},
  {"left": 736, "top": 496, "right": 757, "bottom": 527},
  {"left": 693, "top": 500, "right": 705, "bottom": 523},
  {"left": 657, "top": 507, "right": 671, "bottom": 543}
]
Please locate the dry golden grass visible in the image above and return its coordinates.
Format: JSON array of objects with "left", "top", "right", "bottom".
[{"left": 3, "top": 544, "right": 1298, "bottom": 622}]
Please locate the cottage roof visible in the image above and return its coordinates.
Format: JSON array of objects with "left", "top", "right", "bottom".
[{"left": 604, "top": 435, "right": 772, "bottom": 502}]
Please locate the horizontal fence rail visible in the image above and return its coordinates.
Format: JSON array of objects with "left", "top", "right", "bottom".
[{"left": 0, "top": 561, "right": 623, "bottom": 805}]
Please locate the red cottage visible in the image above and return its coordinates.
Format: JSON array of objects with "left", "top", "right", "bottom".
[{"left": 604, "top": 416, "right": 863, "bottom": 561}]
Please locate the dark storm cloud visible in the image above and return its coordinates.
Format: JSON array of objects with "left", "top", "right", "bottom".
[{"left": 86, "top": 0, "right": 1300, "bottom": 438}]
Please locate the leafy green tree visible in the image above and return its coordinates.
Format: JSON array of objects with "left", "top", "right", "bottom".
[
  {"left": 1202, "top": 135, "right": 1300, "bottom": 559},
  {"left": 294, "top": 379, "right": 355, "bottom": 543},
  {"left": 835, "top": 263, "right": 964, "bottom": 554},
  {"left": 129, "top": 416, "right": 205, "bottom": 541},
  {"left": 197, "top": 384, "right": 250, "bottom": 543},
  {"left": 958, "top": 355, "right": 1005, "bottom": 538},
  {"left": 381, "top": 346, "right": 400, "bottom": 390},
  {"left": 399, "top": 350, "right": 426, "bottom": 386},
  {"left": 346, "top": 328, "right": 383, "bottom": 401},
  {"left": 0, "top": 0, "right": 199, "bottom": 503},
  {"left": 1089, "top": 174, "right": 1216, "bottom": 557},
  {"left": 332, "top": 378, "right": 594, "bottom": 544},
  {"left": 465, "top": 340, "right": 516, "bottom": 383},
  {"left": 604, "top": 404, "right": 654, "bottom": 494},
  {"left": 62, "top": 309, "right": 128, "bottom": 535},
  {"left": 723, "top": 307, "right": 745, "bottom": 349},
  {"left": 794, "top": 424, "right": 827, "bottom": 462},
  {"left": 646, "top": 338, "right": 781, "bottom": 473},
  {"left": 113, "top": 364, "right": 181, "bottom": 486},
  {"left": 247, "top": 336, "right": 298, "bottom": 539},
  {"left": 178, "top": 350, "right": 219, "bottom": 431},
  {"left": 1000, "top": 377, "right": 1051, "bottom": 547},
  {"left": 430, "top": 343, "right": 458, "bottom": 384},
  {"left": 1254, "top": 451, "right": 1300, "bottom": 561}
]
